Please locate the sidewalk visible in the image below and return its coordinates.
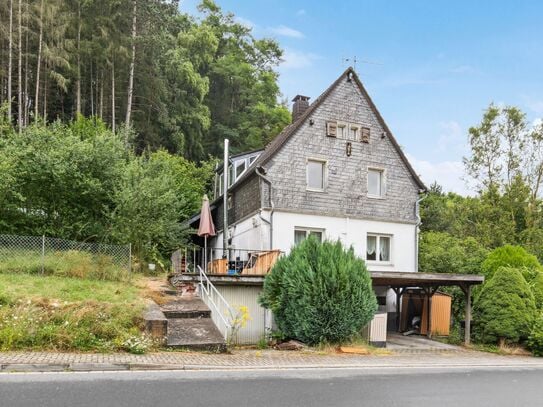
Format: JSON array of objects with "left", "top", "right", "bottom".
[{"left": 1, "top": 348, "right": 542, "bottom": 373}]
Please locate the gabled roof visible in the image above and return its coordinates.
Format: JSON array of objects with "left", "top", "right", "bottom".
[{"left": 231, "top": 67, "right": 427, "bottom": 192}]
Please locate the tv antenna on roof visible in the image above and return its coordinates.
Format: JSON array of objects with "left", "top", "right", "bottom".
[{"left": 342, "top": 55, "right": 383, "bottom": 72}]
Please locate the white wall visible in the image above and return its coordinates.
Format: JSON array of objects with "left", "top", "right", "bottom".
[
  {"left": 271, "top": 210, "right": 417, "bottom": 273},
  {"left": 215, "top": 285, "right": 267, "bottom": 344}
]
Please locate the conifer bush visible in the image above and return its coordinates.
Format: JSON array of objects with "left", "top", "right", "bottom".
[
  {"left": 259, "top": 237, "right": 377, "bottom": 345},
  {"left": 528, "top": 317, "right": 543, "bottom": 357},
  {"left": 481, "top": 245, "right": 541, "bottom": 280},
  {"left": 473, "top": 267, "right": 537, "bottom": 344}
]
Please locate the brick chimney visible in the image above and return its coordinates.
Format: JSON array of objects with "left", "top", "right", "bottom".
[{"left": 291, "top": 95, "right": 310, "bottom": 122}]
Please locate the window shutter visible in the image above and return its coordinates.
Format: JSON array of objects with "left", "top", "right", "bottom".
[
  {"left": 361, "top": 127, "right": 371, "bottom": 143},
  {"left": 326, "top": 121, "right": 337, "bottom": 137}
]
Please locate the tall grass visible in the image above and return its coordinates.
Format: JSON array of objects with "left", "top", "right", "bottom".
[
  {"left": 0, "top": 273, "right": 146, "bottom": 352},
  {"left": 0, "top": 250, "right": 129, "bottom": 282}
]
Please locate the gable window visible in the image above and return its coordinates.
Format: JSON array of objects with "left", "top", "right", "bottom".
[
  {"left": 294, "top": 228, "right": 324, "bottom": 245},
  {"left": 367, "top": 168, "right": 385, "bottom": 197},
  {"left": 366, "top": 234, "right": 391, "bottom": 262},
  {"left": 307, "top": 159, "right": 326, "bottom": 191},
  {"left": 350, "top": 124, "right": 359, "bottom": 141},
  {"left": 337, "top": 122, "right": 347, "bottom": 139}
]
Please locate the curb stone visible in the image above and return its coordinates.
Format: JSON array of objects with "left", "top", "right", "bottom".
[
  {"left": 1, "top": 364, "right": 69, "bottom": 372},
  {"left": 69, "top": 363, "right": 130, "bottom": 372}
]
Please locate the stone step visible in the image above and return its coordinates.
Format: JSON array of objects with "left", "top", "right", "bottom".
[
  {"left": 166, "top": 318, "right": 227, "bottom": 353},
  {"left": 160, "top": 297, "right": 211, "bottom": 319}
]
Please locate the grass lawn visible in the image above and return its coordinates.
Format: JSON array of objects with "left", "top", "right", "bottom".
[{"left": 0, "top": 273, "right": 147, "bottom": 353}]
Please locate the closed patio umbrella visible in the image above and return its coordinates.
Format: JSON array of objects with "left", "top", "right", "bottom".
[{"left": 197, "top": 194, "right": 216, "bottom": 273}]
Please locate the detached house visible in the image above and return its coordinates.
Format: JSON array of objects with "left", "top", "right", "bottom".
[{"left": 179, "top": 67, "right": 483, "bottom": 345}]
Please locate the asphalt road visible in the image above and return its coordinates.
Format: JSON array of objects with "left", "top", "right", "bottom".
[{"left": 1, "top": 367, "right": 542, "bottom": 407}]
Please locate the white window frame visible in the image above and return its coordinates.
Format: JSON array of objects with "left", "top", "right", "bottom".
[
  {"left": 337, "top": 121, "right": 347, "bottom": 139},
  {"left": 366, "top": 233, "right": 392, "bottom": 264},
  {"left": 367, "top": 167, "right": 386, "bottom": 198},
  {"left": 294, "top": 227, "right": 325, "bottom": 245},
  {"left": 306, "top": 158, "right": 327, "bottom": 192},
  {"left": 349, "top": 124, "right": 359, "bottom": 141}
]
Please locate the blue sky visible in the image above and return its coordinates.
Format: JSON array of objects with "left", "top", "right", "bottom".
[{"left": 182, "top": 1, "right": 543, "bottom": 195}]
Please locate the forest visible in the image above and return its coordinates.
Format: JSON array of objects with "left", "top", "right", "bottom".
[
  {"left": 0, "top": 0, "right": 290, "bottom": 159},
  {"left": 1, "top": 0, "right": 543, "bottom": 276}
]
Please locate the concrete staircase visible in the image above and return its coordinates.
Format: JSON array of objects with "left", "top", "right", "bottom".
[
  {"left": 161, "top": 297, "right": 227, "bottom": 352},
  {"left": 144, "top": 283, "right": 227, "bottom": 353}
]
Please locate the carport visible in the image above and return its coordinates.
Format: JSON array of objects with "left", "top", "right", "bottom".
[{"left": 370, "top": 272, "right": 484, "bottom": 344}]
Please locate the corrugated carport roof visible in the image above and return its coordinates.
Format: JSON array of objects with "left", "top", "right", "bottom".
[{"left": 370, "top": 271, "right": 484, "bottom": 289}]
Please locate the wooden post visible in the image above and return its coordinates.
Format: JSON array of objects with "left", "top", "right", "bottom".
[
  {"left": 464, "top": 284, "right": 472, "bottom": 345},
  {"left": 395, "top": 288, "right": 402, "bottom": 332},
  {"left": 426, "top": 291, "right": 433, "bottom": 338}
]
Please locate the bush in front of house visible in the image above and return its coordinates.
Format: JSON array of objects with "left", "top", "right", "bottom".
[
  {"left": 473, "top": 267, "right": 537, "bottom": 344},
  {"left": 481, "top": 245, "right": 541, "bottom": 280},
  {"left": 531, "top": 273, "right": 543, "bottom": 311},
  {"left": 259, "top": 237, "right": 377, "bottom": 345},
  {"left": 528, "top": 317, "right": 543, "bottom": 357}
]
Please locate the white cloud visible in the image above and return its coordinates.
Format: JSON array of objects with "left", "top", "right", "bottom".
[
  {"left": 527, "top": 100, "right": 543, "bottom": 115},
  {"left": 269, "top": 25, "right": 305, "bottom": 39},
  {"left": 279, "top": 49, "right": 320, "bottom": 70},
  {"left": 296, "top": 9, "right": 306, "bottom": 16},
  {"left": 235, "top": 16, "right": 256, "bottom": 29},
  {"left": 435, "top": 120, "right": 468, "bottom": 154},
  {"left": 406, "top": 153, "right": 471, "bottom": 195}
]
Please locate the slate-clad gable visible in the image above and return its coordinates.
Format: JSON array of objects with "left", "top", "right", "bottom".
[{"left": 263, "top": 73, "right": 421, "bottom": 223}]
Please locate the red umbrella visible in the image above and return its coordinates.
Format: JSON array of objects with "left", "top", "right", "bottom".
[{"left": 197, "top": 194, "right": 216, "bottom": 272}]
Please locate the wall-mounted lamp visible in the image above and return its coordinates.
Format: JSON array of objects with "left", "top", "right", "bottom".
[{"left": 309, "top": 119, "right": 314, "bottom": 126}]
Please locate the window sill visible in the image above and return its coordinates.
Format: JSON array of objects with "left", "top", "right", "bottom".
[
  {"left": 367, "top": 194, "right": 386, "bottom": 200},
  {"left": 306, "top": 188, "right": 325, "bottom": 193},
  {"left": 366, "top": 261, "right": 394, "bottom": 267}
]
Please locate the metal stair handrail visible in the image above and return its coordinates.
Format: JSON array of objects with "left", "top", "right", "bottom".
[{"left": 197, "top": 265, "right": 233, "bottom": 341}]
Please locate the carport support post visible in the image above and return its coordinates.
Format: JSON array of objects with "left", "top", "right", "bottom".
[{"left": 464, "top": 284, "right": 472, "bottom": 345}]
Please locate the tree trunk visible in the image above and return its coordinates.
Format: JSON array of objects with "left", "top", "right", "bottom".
[
  {"left": 125, "top": 0, "right": 137, "bottom": 128},
  {"left": 23, "top": 0, "right": 29, "bottom": 126},
  {"left": 111, "top": 59, "right": 115, "bottom": 133},
  {"left": 90, "top": 60, "right": 94, "bottom": 116},
  {"left": 7, "top": 0, "right": 13, "bottom": 121},
  {"left": 17, "top": 0, "right": 22, "bottom": 132},
  {"left": 76, "top": 0, "right": 81, "bottom": 116},
  {"left": 43, "top": 60, "right": 47, "bottom": 121},
  {"left": 99, "top": 70, "right": 103, "bottom": 119},
  {"left": 34, "top": 0, "right": 44, "bottom": 122}
]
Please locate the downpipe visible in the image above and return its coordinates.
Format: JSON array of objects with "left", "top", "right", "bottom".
[
  {"left": 415, "top": 192, "right": 427, "bottom": 272},
  {"left": 256, "top": 167, "right": 275, "bottom": 251}
]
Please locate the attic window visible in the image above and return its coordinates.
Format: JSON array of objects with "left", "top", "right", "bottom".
[
  {"left": 360, "top": 127, "right": 371, "bottom": 143},
  {"left": 337, "top": 122, "right": 347, "bottom": 139},
  {"left": 326, "top": 121, "right": 337, "bottom": 137},
  {"left": 350, "top": 124, "right": 359, "bottom": 141}
]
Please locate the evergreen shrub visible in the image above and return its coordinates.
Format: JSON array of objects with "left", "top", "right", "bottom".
[
  {"left": 473, "top": 267, "right": 537, "bottom": 344},
  {"left": 259, "top": 237, "right": 377, "bottom": 345}
]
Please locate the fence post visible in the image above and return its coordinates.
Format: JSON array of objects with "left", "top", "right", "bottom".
[
  {"left": 41, "top": 235, "right": 45, "bottom": 275},
  {"left": 128, "top": 243, "right": 132, "bottom": 275}
]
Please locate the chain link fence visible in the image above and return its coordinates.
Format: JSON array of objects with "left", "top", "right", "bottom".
[{"left": 0, "top": 234, "right": 131, "bottom": 280}]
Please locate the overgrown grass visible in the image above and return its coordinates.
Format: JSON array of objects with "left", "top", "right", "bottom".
[
  {"left": 0, "top": 250, "right": 129, "bottom": 282},
  {"left": 0, "top": 273, "right": 147, "bottom": 352}
]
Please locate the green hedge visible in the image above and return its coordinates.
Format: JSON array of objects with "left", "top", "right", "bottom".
[{"left": 259, "top": 237, "right": 377, "bottom": 345}]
